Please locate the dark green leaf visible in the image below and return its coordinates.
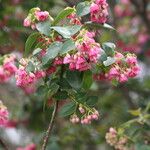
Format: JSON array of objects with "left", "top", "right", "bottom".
[
  {"left": 42, "top": 42, "right": 63, "bottom": 65},
  {"left": 53, "top": 7, "right": 75, "bottom": 25},
  {"left": 86, "top": 96, "right": 98, "bottom": 107},
  {"left": 54, "top": 91, "right": 68, "bottom": 100},
  {"left": 76, "top": 1, "right": 90, "bottom": 17},
  {"left": 26, "top": 61, "right": 35, "bottom": 73},
  {"left": 51, "top": 25, "right": 82, "bottom": 38},
  {"left": 102, "top": 42, "right": 116, "bottom": 56},
  {"left": 103, "top": 57, "right": 116, "bottom": 66},
  {"left": 58, "top": 78, "right": 71, "bottom": 89},
  {"left": 60, "top": 39, "right": 76, "bottom": 55},
  {"left": 82, "top": 70, "right": 93, "bottom": 90},
  {"left": 75, "top": 92, "right": 87, "bottom": 104},
  {"left": 25, "top": 32, "right": 40, "bottom": 56},
  {"left": 59, "top": 102, "right": 76, "bottom": 117},
  {"left": 48, "top": 83, "right": 60, "bottom": 97},
  {"left": 66, "top": 70, "right": 83, "bottom": 89},
  {"left": 36, "top": 20, "right": 51, "bottom": 36}
]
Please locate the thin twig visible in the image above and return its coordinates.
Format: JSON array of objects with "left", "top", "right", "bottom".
[
  {"left": 42, "top": 100, "right": 59, "bottom": 150},
  {"left": 0, "top": 137, "right": 9, "bottom": 150}
]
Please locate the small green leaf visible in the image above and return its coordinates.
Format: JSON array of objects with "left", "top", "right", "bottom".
[
  {"left": 128, "top": 108, "right": 141, "bottom": 116},
  {"left": 54, "top": 91, "right": 68, "bottom": 100},
  {"left": 25, "top": 32, "right": 40, "bottom": 56},
  {"left": 102, "top": 42, "right": 116, "bottom": 56},
  {"left": 32, "top": 48, "right": 42, "bottom": 56},
  {"left": 36, "top": 20, "right": 51, "bottom": 36},
  {"left": 42, "top": 42, "right": 63, "bottom": 65},
  {"left": 66, "top": 70, "right": 83, "bottom": 90},
  {"left": 86, "top": 96, "right": 98, "bottom": 107},
  {"left": 76, "top": 1, "right": 90, "bottom": 17},
  {"left": 103, "top": 57, "right": 116, "bottom": 66},
  {"left": 58, "top": 78, "right": 71, "bottom": 90},
  {"left": 60, "top": 39, "right": 76, "bottom": 55},
  {"left": 82, "top": 70, "right": 93, "bottom": 90},
  {"left": 26, "top": 61, "right": 35, "bottom": 73},
  {"left": 51, "top": 25, "right": 82, "bottom": 38},
  {"left": 53, "top": 7, "right": 75, "bottom": 25},
  {"left": 59, "top": 102, "right": 76, "bottom": 117}
]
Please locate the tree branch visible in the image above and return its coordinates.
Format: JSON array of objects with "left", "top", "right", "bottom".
[{"left": 42, "top": 100, "right": 59, "bottom": 150}]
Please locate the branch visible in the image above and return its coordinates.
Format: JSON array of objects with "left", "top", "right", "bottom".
[
  {"left": 0, "top": 137, "right": 8, "bottom": 150},
  {"left": 42, "top": 100, "right": 59, "bottom": 150}
]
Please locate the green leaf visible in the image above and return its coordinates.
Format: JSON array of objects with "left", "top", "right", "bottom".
[
  {"left": 66, "top": 70, "right": 83, "bottom": 90},
  {"left": 82, "top": 70, "right": 93, "bottom": 90},
  {"left": 54, "top": 91, "right": 68, "bottom": 100},
  {"left": 75, "top": 92, "right": 87, "bottom": 104},
  {"left": 60, "top": 39, "right": 76, "bottom": 55},
  {"left": 99, "top": 50, "right": 107, "bottom": 62},
  {"left": 42, "top": 42, "right": 63, "bottom": 65},
  {"left": 36, "top": 85, "right": 48, "bottom": 98},
  {"left": 25, "top": 32, "right": 40, "bottom": 56},
  {"left": 26, "top": 61, "right": 35, "bottom": 73},
  {"left": 58, "top": 78, "right": 71, "bottom": 90},
  {"left": 86, "top": 96, "right": 98, "bottom": 107},
  {"left": 76, "top": 1, "right": 90, "bottom": 17},
  {"left": 102, "top": 42, "right": 116, "bottom": 56},
  {"left": 128, "top": 108, "right": 141, "bottom": 116},
  {"left": 36, "top": 20, "right": 51, "bottom": 36},
  {"left": 59, "top": 102, "right": 76, "bottom": 117},
  {"left": 103, "top": 57, "right": 116, "bottom": 66},
  {"left": 53, "top": 7, "right": 75, "bottom": 25},
  {"left": 48, "top": 83, "right": 60, "bottom": 97},
  {"left": 51, "top": 25, "right": 82, "bottom": 38},
  {"left": 135, "top": 144, "right": 150, "bottom": 150},
  {"left": 85, "top": 22, "right": 115, "bottom": 31},
  {"left": 32, "top": 48, "right": 42, "bottom": 56}
]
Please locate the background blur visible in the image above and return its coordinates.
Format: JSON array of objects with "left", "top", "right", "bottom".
[{"left": 0, "top": 0, "right": 150, "bottom": 149}]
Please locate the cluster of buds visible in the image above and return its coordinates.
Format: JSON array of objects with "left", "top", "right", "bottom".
[
  {"left": 94, "top": 52, "right": 140, "bottom": 83},
  {"left": 90, "top": 0, "right": 108, "bottom": 23},
  {"left": 23, "top": 7, "right": 51, "bottom": 29},
  {"left": 63, "top": 29, "right": 101, "bottom": 71},
  {"left": 15, "top": 58, "right": 45, "bottom": 94},
  {"left": 70, "top": 105, "right": 99, "bottom": 125},
  {"left": 0, "top": 54, "right": 17, "bottom": 83},
  {"left": 17, "top": 143, "right": 36, "bottom": 150},
  {"left": 105, "top": 127, "right": 128, "bottom": 150},
  {"left": 67, "top": 13, "right": 82, "bottom": 25},
  {"left": 0, "top": 100, "right": 9, "bottom": 127}
]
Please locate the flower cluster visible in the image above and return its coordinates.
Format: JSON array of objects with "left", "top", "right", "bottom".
[
  {"left": 23, "top": 7, "right": 50, "bottom": 29},
  {"left": 17, "top": 143, "right": 36, "bottom": 150},
  {"left": 70, "top": 105, "right": 99, "bottom": 124},
  {"left": 0, "top": 54, "right": 17, "bottom": 83},
  {"left": 90, "top": 0, "right": 108, "bottom": 23},
  {"left": 105, "top": 128, "right": 128, "bottom": 150},
  {"left": 67, "top": 13, "right": 82, "bottom": 25},
  {"left": 15, "top": 59, "right": 45, "bottom": 94},
  {"left": 94, "top": 52, "right": 140, "bottom": 83},
  {"left": 63, "top": 30, "right": 101, "bottom": 71},
  {"left": 0, "top": 100, "right": 9, "bottom": 127}
]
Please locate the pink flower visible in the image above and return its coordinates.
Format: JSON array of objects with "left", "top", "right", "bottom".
[
  {"left": 119, "top": 74, "right": 128, "bottom": 83},
  {"left": 126, "top": 55, "right": 137, "bottom": 65},
  {"left": 35, "top": 11, "right": 49, "bottom": 21},
  {"left": 90, "top": 0, "right": 108, "bottom": 23},
  {"left": 0, "top": 101, "right": 9, "bottom": 127},
  {"left": 23, "top": 18, "right": 31, "bottom": 27}
]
